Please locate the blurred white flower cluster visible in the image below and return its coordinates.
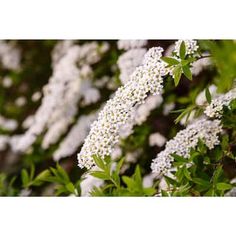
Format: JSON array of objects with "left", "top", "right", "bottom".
[
  {"left": 0, "top": 115, "right": 18, "bottom": 131},
  {"left": 12, "top": 41, "right": 108, "bottom": 153},
  {"left": 117, "top": 40, "right": 148, "bottom": 50},
  {"left": 151, "top": 118, "right": 222, "bottom": 175},
  {"left": 53, "top": 113, "right": 97, "bottom": 161},
  {"left": 0, "top": 40, "right": 21, "bottom": 70},
  {"left": 77, "top": 46, "right": 168, "bottom": 169},
  {"left": 205, "top": 88, "right": 236, "bottom": 118},
  {"left": 117, "top": 40, "right": 147, "bottom": 84}
]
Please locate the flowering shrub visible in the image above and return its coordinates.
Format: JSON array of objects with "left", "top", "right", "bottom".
[{"left": 1, "top": 40, "right": 236, "bottom": 196}]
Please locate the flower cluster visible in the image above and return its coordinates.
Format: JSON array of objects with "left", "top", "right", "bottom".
[
  {"left": 77, "top": 46, "right": 168, "bottom": 169},
  {"left": 174, "top": 40, "right": 199, "bottom": 56},
  {"left": 53, "top": 113, "right": 97, "bottom": 161},
  {"left": 0, "top": 115, "right": 18, "bottom": 131},
  {"left": 14, "top": 41, "right": 107, "bottom": 152},
  {"left": 117, "top": 40, "right": 147, "bottom": 84},
  {"left": 204, "top": 88, "right": 236, "bottom": 118},
  {"left": 151, "top": 118, "right": 222, "bottom": 175},
  {"left": 117, "top": 40, "right": 148, "bottom": 50},
  {"left": 0, "top": 40, "right": 21, "bottom": 70}
]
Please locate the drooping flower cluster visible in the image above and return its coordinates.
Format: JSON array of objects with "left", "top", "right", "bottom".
[
  {"left": 174, "top": 40, "right": 199, "bottom": 56},
  {"left": 204, "top": 88, "right": 236, "bottom": 118},
  {"left": 77, "top": 47, "right": 168, "bottom": 169},
  {"left": 151, "top": 118, "right": 222, "bottom": 175}
]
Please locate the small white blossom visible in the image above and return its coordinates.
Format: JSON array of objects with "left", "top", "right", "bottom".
[
  {"left": 0, "top": 115, "right": 18, "bottom": 131},
  {"left": 31, "top": 91, "right": 42, "bottom": 102},
  {"left": 2, "top": 76, "right": 13, "bottom": 88},
  {"left": 15, "top": 96, "right": 26, "bottom": 107},
  {"left": 149, "top": 132, "right": 167, "bottom": 147}
]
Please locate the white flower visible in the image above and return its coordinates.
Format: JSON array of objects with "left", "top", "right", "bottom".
[
  {"left": 195, "top": 84, "right": 218, "bottom": 106},
  {"left": 191, "top": 56, "right": 211, "bottom": 76},
  {"left": 14, "top": 41, "right": 106, "bottom": 152},
  {"left": 118, "top": 48, "right": 147, "bottom": 84},
  {"left": 205, "top": 88, "right": 236, "bottom": 118},
  {"left": 78, "top": 47, "right": 168, "bottom": 169},
  {"left": 2, "top": 76, "right": 13, "bottom": 88},
  {"left": 0, "top": 40, "right": 21, "bottom": 70},
  {"left": 174, "top": 40, "right": 199, "bottom": 56},
  {"left": 80, "top": 168, "right": 104, "bottom": 196},
  {"left": 149, "top": 132, "right": 167, "bottom": 147},
  {"left": 163, "top": 102, "right": 175, "bottom": 115},
  {"left": 15, "top": 96, "right": 26, "bottom": 107},
  {"left": 0, "top": 115, "right": 18, "bottom": 131},
  {"left": 31, "top": 91, "right": 42, "bottom": 102},
  {"left": 53, "top": 114, "right": 96, "bottom": 161},
  {"left": 0, "top": 135, "right": 9, "bottom": 151},
  {"left": 151, "top": 118, "right": 222, "bottom": 175},
  {"left": 117, "top": 40, "right": 147, "bottom": 50}
]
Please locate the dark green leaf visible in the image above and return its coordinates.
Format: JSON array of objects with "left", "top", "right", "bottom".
[
  {"left": 205, "top": 87, "right": 212, "bottom": 104},
  {"left": 180, "top": 41, "right": 186, "bottom": 59}
]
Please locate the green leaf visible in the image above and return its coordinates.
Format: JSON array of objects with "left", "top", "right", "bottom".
[
  {"left": 66, "top": 182, "right": 75, "bottom": 194},
  {"left": 56, "top": 163, "right": 70, "bottom": 183},
  {"left": 183, "top": 167, "right": 192, "bottom": 181},
  {"left": 35, "top": 170, "right": 50, "bottom": 181},
  {"left": 161, "top": 57, "right": 180, "bottom": 65},
  {"left": 92, "top": 155, "right": 106, "bottom": 170},
  {"left": 182, "top": 65, "right": 192, "bottom": 80},
  {"left": 122, "top": 176, "right": 136, "bottom": 190},
  {"left": 205, "top": 87, "right": 212, "bottom": 104},
  {"left": 173, "top": 65, "right": 182, "bottom": 86},
  {"left": 179, "top": 41, "right": 186, "bottom": 59},
  {"left": 216, "top": 183, "right": 232, "bottom": 191},
  {"left": 21, "top": 169, "right": 30, "bottom": 188},
  {"left": 192, "top": 178, "right": 211, "bottom": 187},
  {"left": 90, "top": 171, "right": 110, "bottom": 180}
]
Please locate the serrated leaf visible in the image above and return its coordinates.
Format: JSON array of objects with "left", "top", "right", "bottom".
[
  {"left": 161, "top": 56, "right": 180, "bottom": 65},
  {"left": 216, "top": 183, "right": 232, "bottom": 191},
  {"left": 180, "top": 41, "right": 186, "bottom": 59},
  {"left": 182, "top": 65, "right": 192, "bottom": 80},
  {"left": 205, "top": 87, "right": 212, "bottom": 103}
]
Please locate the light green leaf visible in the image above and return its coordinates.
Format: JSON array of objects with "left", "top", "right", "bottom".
[
  {"left": 182, "top": 65, "right": 192, "bottom": 80},
  {"left": 216, "top": 183, "right": 232, "bottom": 191},
  {"left": 161, "top": 56, "right": 180, "bottom": 65}
]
